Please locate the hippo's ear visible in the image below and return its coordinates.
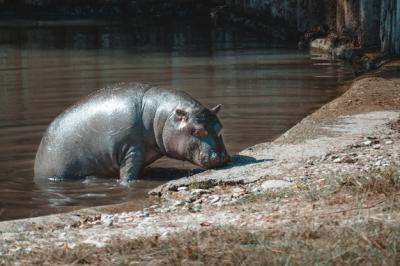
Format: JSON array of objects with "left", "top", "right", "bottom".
[
  {"left": 210, "top": 104, "right": 222, "bottom": 114},
  {"left": 175, "top": 108, "right": 188, "bottom": 121}
]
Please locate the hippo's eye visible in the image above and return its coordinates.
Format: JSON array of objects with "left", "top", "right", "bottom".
[{"left": 191, "top": 128, "right": 208, "bottom": 138}]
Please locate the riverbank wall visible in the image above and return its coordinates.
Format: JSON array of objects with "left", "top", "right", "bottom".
[
  {"left": 1, "top": 1, "right": 399, "bottom": 56},
  {"left": 223, "top": 0, "right": 400, "bottom": 56}
]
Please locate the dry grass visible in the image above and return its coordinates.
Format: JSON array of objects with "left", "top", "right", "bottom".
[
  {"left": 13, "top": 219, "right": 399, "bottom": 265},
  {"left": 339, "top": 167, "right": 400, "bottom": 195},
  {"left": 296, "top": 167, "right": 400, "bottom": 203}
]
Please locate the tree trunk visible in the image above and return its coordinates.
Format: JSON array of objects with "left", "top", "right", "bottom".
[{"left": 336, "top": 0, "right": 360, "bottom": 34}]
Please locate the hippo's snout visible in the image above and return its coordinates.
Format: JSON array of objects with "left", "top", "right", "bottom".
[{"left": 199, "top": 150, "right": 230, "bottom": 169}]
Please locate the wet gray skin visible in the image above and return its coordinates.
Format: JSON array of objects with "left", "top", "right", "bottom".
[{"left": 34, "top": 83, "right": 230, "bottom": 183}]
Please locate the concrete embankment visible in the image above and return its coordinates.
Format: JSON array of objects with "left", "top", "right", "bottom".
[{"left": 1, "top": 69, "right": 399, "bottom": 264}]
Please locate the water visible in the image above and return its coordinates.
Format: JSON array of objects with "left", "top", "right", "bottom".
[{"left": 0, "top": 24, "right": 354, "bottom": 221}]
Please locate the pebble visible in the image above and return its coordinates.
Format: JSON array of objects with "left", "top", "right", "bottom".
[
  {"left": 191, "top": 189, "right": 210, "bottom": 195},
  {"left": 101, "top": 215, "right": 114, "bottom": 226},
  {"left": 102, "top": 218, "right": 113, "bottom": 226},
  {"left": 232, "top": 187, "right": 244, "bottom": 193},
  {"left": 385, "top": 140, "right": 393, "bottom": 145},
  {"left": 177, "top": 186, "right": 188, "bottom": 192},
  {"left": 209, "top": 195, "right": 220, "bottom": 204},
  {"left": 372, "top": 144, "right": 381, "bottom": 149},
  {"left": 260, "top": 180, "right": 293, "bottom": 191},
  {"left": 232, "top": 187, "right": 245, "bottom": 197},
  {"left": 342, "top": 155, "right": 357, "bottom": 163},
  {"left": 363, "top": 140, "right": 372, "bottom": 146},
  {"left": 333, "top": 158, "right": 342, "bottom": 163}
]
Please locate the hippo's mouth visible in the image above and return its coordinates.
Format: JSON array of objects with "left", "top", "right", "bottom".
[{"left": 195, "top": 152, "right": 230, "bottom": 169}]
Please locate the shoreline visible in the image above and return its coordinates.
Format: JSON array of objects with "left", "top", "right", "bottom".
[{"left": 1, "top": 64, "right": 399, "bottom": 264}]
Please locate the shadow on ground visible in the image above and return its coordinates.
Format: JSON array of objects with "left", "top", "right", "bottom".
[
  {"left": 142, "top": 167, "right": 204, "bottom": 181},
  {"left": 143, "top": 154, "right": 270, "bottom": 180},
  {"left": 223, "top": 154, "right": 272, "bottom": 169}
]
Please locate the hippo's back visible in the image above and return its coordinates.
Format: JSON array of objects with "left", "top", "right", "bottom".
[{"left": 34, "top": 83, "right": 151, "bottom": 180}]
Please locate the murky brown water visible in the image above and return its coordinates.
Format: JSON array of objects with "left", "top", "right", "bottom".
[{"left": 0, "top": 25, "right": 354, "bottom": 221}]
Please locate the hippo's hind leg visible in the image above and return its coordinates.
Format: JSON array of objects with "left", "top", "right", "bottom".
[{"left": 119, "top": 146, "right": 145, "bottom": 184}]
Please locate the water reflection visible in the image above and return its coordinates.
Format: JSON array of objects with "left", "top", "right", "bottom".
[{"left": 0, "top": 25, "right": 354, "bottom": 221}]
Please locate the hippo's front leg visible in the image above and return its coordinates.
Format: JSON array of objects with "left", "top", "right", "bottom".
[{"left": 119, "top": 146, "right": 145, "bottom": 183}]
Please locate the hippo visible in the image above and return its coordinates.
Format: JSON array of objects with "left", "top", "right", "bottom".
[{"left": 34, "top": 83, "right": 230, "bottom": 183}]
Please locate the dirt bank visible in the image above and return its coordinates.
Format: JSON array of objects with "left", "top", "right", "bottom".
[{"left": 1, "top": 70, "right": 400, "bottom": 265}]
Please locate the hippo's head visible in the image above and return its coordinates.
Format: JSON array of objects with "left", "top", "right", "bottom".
[{"left": 162, "top": 104, "right": 230, "bottom": 169}]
